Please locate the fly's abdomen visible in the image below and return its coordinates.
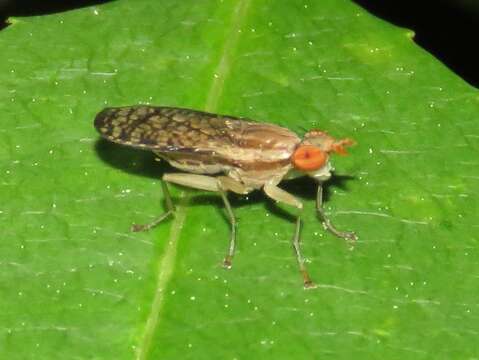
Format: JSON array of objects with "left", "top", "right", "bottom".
[{"left": 156, "top": 152, "right": 227, "bottom": 175}]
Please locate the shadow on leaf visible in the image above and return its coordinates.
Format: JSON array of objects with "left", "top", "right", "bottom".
[{"left": 94, "top": 138, "right": 171, "bottom": 179}]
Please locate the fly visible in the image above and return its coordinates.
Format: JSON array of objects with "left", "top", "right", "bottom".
[{"left": 94, "top": 106, "right": 357, "bottom": 288}]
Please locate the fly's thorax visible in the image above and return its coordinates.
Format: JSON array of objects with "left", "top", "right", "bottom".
[{"left": 229, "top": 165, "right": 292, "bottom": 190}]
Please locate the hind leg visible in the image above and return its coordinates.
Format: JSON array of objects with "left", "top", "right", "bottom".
[{"left": 134, "top": 173, "right": 250, "bottom": 268}]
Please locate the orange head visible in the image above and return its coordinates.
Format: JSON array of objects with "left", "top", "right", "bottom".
[
  {"left": 292, "top": 145, "right": 328, "bottom": 171},
  {"left": 292, "top": 130, "right": 355, "bottom": 172}
]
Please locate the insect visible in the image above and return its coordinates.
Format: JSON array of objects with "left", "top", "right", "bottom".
[{"left": 94, "top": 106, "right": 357, "bottom": 288}]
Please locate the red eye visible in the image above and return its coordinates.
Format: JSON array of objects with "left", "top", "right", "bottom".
[{"left": 292, "top": 145, "right": 328, "bottom": 171}]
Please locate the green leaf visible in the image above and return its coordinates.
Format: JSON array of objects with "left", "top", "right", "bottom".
[{"left": 1, "top": 0, "right": 478, "bottom": 359}]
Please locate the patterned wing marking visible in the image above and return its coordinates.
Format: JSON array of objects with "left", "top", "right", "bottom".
[{"left": 94, "top": 106, "right": 301, "bottom": 169}]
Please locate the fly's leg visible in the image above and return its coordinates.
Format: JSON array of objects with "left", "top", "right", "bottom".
[
  {"left": 292, "top": 216, "right": 315, "bottom": 289},
  {"left": 217, "top": 176, "right": 250, "bottom": 268},
  {"left": 316, "top": 184, "right": 357, "bottom": 243},
  {"left": 263, "top": 183, "right": 315, "bottom": 289},
  {"left": 147, "top": 173, "right": 249, "bottom": 268},
  {"left": 219, "top": 190, "right": 236, "bottom": 269},
  {"left": 132, "top": 180, "right": 175, "bottom": 232}
]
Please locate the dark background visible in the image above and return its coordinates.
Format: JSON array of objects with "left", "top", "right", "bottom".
[
  {"left": 1, "top": 0, "right": 477, "bottom": 87},
  {"left": 353, "top": 0, "right": 478, "bottom": 87}
]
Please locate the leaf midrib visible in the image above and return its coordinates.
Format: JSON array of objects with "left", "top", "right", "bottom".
[{"left": 135, "top": 1, "right": 253, "bottom": 358}]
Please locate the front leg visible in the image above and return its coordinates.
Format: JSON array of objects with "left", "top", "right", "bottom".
[
  {"left": 316, "top": 184, "right": 357, "bottom": 242},
  {"left": 263, "top": 183, "right": 315, "bottom": 289}
]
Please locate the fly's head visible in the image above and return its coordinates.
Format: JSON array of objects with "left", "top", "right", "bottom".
[{"left": 292, "top": 130, "right": 355, "bottom": 182}]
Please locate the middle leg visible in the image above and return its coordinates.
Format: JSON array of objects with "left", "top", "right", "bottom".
[{"left": 263, "top": 183, "right": 315, "bottom": 288}]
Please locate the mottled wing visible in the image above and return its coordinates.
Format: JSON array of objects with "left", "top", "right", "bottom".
[{"left": 94, "top": 106, "right": 301, "bottom": 168}]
